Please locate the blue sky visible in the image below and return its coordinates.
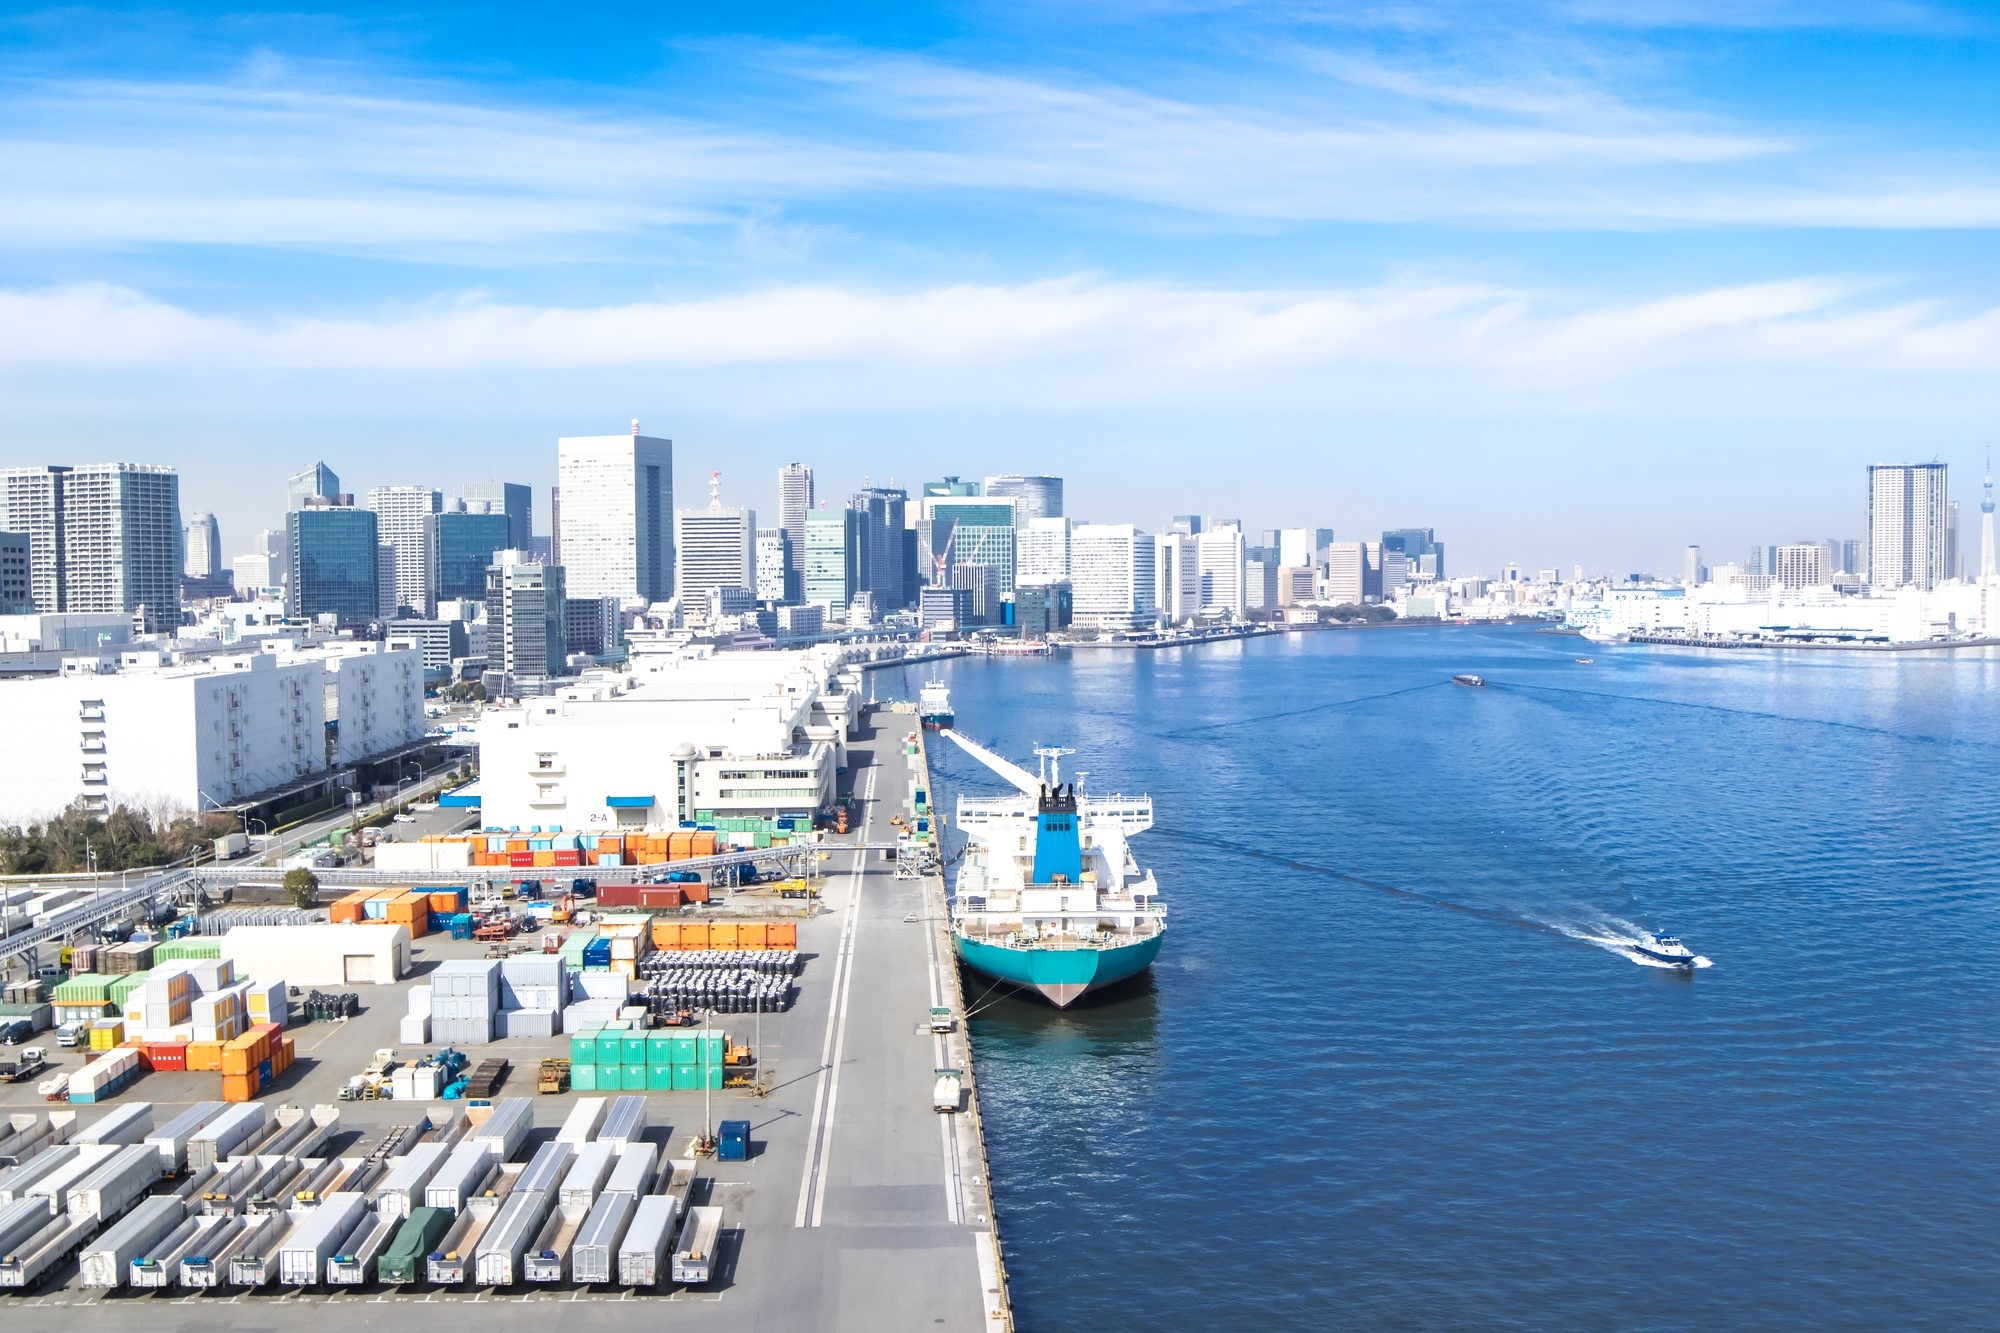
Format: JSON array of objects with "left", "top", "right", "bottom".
[{"left": 4, "top": 1, "right": 2000, "bottom": 573}]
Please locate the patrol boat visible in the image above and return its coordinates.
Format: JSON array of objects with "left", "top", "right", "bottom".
[
  {"left": 1631, "top": 931, "right": 1697, "bottom": 967},
  {"left": 942, "top": 732, "right": 1165, "bottom": 1007}
]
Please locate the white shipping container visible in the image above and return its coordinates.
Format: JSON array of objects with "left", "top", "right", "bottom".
[
  {"left": 219, "top": 924, "right": 410, "bottom": 987},
  {"left": 424, "top": 1139, "right": 497, "bottom": 1212},
  {"left": 144, "top": 1100, "right": 227, "bottom": 1174},
  {"left": 617, "top": 1194, "right": 679, "bottom": 1287},
  {"left": 78, "top": 1194, "right": 184, "bottom": 1289},
  {"left": 470, "top": 1099, "right": 533, "bottom": 1161},
  {"left": 558, "top": 1142, "right": 615, "bottom": 1220},
  {"left": 278, "top": 1191, "right": 367, "bottom": 1286},
  {"left": 72, "top": 1103, "right": 155, "bottom": 1146},
  {"left": 374, "top": 1141, "right": 450, "bottom": 1221},
  {"left": 69, "top": 1048, "right": 140, "bottom": 1098},
  {"left": 399, "top": 1014, "right": 431, "bottom": 1046},
  {"left": 65, "top": 1143, "right": 161, "bottom": 1223},
  {"left": 604, "top": 1142, "right": 657, "bottom": 1197}
]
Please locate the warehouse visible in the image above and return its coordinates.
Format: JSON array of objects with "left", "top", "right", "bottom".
[{"left": 219, "top": 923, "right": 411, "bottom": 986}]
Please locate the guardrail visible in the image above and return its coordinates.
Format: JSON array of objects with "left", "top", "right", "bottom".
[{"left": 191, "top": 838, "right": 894, "bottom": 890}]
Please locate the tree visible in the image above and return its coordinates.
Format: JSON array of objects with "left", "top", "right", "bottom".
[{"left": 283, "top": 868, "right": 320, "bottom": 910}]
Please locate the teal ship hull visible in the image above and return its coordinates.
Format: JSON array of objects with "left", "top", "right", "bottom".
[{"left": 953, "top": 932, "right": 1163, "bottom": 1008}]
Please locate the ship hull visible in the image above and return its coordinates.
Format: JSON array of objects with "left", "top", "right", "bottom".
[
  {"left": 920, "top": 712, "right": 955, "bottom": 730},
  {"left": 953, "top": 933, "right": 1163, "bottom": 1008}
]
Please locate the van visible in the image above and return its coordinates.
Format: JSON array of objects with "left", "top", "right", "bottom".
[
  {"left": 56, "top": 1021, "right": 87, "bottom": 1048},
  {"left": 0, "top": 1019, "right": 33, "bottom": 1046}
]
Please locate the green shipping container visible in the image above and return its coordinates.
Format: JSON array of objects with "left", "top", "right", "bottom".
[
  {"left": 646, "top": 1033, "right": 674, "bottom": 1066},
  {"left": 646, "top": 1063, "right": 674, "bottom": 1090},
  {"left": 697, "top": 1029, "right": 727, "bottom": 1066},
  {"left": 572, "top": 1062, "right": 599, "bottom": 1092},
  {"left": 700, "top": 1064, "right": 724, "bottom": 1091},
  {"left": 669, "top": 1032, "right": 698, "bottom": 1066},
  {"left": 621, "top": 1064, "right": 648, "bottom": 1091},
  {"left": 620, "top": 1033, "right": 648, "bottom": 1065},
  {"left": 595, "top": 1032, "right": 623, "bottom": 1064},
  {"left": 671, "top": 1063, "right": 700, "bottom": 1091},
  {"left": 570, "top": 1030, "right": 602, "bottom": 1066},
  {"left": 597, "top": 1062, "right": 622, "bottom": 1088}
]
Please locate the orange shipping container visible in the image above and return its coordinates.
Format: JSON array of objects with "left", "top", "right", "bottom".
[
  {"left": 736, "top": 923, "right": 768, "bottom": 950},
  {"left": 186, "top": 1040, "right": 224, "bottom": 1072},
  {"left": 768, "top": 922, "right": 797, "bottom": 950},
  {"left": 221, "top": 1072, "right": 260, "bottom": 1103},
  {"left": 649, "top": 920, "right": 680, "bottom": 950},
  {"left": 690, "top": 832, "right": 718, "bottom": 857},
  {"left": 677, "top": 922, "right": 710, "bottom": 950},
  {"left": 428, "top": 891, "right": 460, "bottom": 914},
  {"left": 667, "top": 832, "right": 694, "bottom": 860}
]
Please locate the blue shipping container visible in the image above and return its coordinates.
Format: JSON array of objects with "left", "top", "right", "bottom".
[{"left": 717, "top": 1119, "right": 750, "bottom": 1162}]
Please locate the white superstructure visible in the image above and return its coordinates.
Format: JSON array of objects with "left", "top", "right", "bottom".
[{"left": 558, "top": 424, "right": 675, "bottom": 605}]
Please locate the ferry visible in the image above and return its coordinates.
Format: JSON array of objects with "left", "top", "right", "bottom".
[
  {"left": 918, "top": 680, "right": 954, "bottom": 730},
  {"left": 1451, "top": 673, "right": 1485, "bottom": 687},
  {"left": 942, "top": 733, "right": 1165, "bottom": 1007},
  {"left": 1631, "top": 932, "right": 1697, "bottom": 967}
]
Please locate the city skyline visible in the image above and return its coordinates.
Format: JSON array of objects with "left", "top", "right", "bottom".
[{"left": 5, "top": 5, "right": 2000, "bottom": 571}]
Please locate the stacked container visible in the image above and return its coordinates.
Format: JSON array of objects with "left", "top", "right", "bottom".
[
  {"left": 191, "top": 981, "right": 250, "bottom": 1045},
  {"left": 103, "top": 940, "right": 154, "bottom": 974},
  {"left": 401, "top": 986, "right": 432, "bottom": 1046},
  {"left": 431, "top": 960, "right": 500, "bottom": 1045},
  {"left": 69, "top": 1047, "right": 141, "bottom": 1103},
  {"left": 129, "top": 964, "right": 194, "bottom": 1033},
  {"left": 572, "top": 1025, "right": 727, "bottom": 1094},
  {"left": 220, "top": 1022, "right": 285, "bottom": 1102},
  {"left": 244, "top": 978, "right": 289, "bottom": 1027}
]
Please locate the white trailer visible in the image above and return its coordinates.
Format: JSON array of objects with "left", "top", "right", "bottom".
[
  {"left": 279, "top": 1190, "right": 367, "bottom": 1285},
  {"left": 21, "top": 1142, "right": 117, "bottom": 1209},
  {"left": 187, "top": 1103, "right": 271, "bottom": 1171},
  {"left": 79, "top": 1194, "right": 185, "bottom": 1289},
  {"left": 181, "top": 1213, "right": 264, "bottom": 1288},
  {"left": 555, "top": 1097, "right": 608, "bottom": 1146},
  {"left": 71, "top": 1102, "right": 155, "bottom": 1147},
  {"left": 229, "top": 1210, "right": 301, "bottom": 1287},
  {"left": 558, "top": 1141, "right": 616, "bottom": 1219},
  {"left": 617, "top": 1193, "right": 680, "bottom": 1287},
  {"left": 425, "top": 1137, "right": 498, "bottom": 1212},
  {"left": 374, "top": 1139, "right": 450, "bottom": 1220},
  {"left": 671, "top": 1205, "right": 722, "bottom": 1286},
  {"left": 66, "top": 1142, "right": 160, "bottom": 1224},
  {"left": 0, "top": 1196, "right": 53, "bottom": 1256},
  {"left": 0, "top": 1212, "right": 90, "bottom": 1288},
  {"left": 476, "top": 1187, "right": 556, "bottom": 1285},
  {"left": 127, "top": 1212, "right": 207, "bottom": 1288},
  {"left": 597, "top": 1095, "right": 648, "bottom": 1148},
  {"left": 469, "top": 1098, "right": 534, "bottom": 1161},
  {"left": 570, "top": 1189, "right": 635, "bottom": 1285},
  {"left": 326, "top": 1208, "right": 398, "bottom": 1284},
  {"left": 144, "top": 1101, "right": 227, "bottom": 1175},
  {"left": 427, "top": 1177, "right": 514, "bottom": 1285}
]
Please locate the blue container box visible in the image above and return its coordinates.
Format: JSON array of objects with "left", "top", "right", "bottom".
[{"left": 717, "top": 1119, "right": 750, "bottom": 1162}]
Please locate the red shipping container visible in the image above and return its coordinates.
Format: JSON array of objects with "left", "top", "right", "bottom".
[
  {"left": 594, "top": 883, "right": 639, "bottom": 909},
  {"left": 554, "top": 850, "right": 582, "bottom": 867},
  {"left": 638, "top": 887, "right": 684, "bottom": 909},
  {"left": 509, "top": 851, "right": 535, "bottom": 868},
  {"left": 679, "top": 882, "right": 710, "bottom": 904},
  {"left": 148, "top": 1042, "right": 189, "bottom": 1072}
]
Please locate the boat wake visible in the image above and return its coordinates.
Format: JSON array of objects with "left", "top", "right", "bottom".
[{"left": 1547, "top": 918, "right": 1713, "bottom": 969}]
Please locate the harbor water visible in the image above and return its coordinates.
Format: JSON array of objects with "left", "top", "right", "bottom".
[{"left": 908, "top": 627, "right": 2000, "bottom": 1330}]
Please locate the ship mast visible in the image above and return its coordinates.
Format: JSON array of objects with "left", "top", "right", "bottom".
[{"left": 1032, "top": 745, "right": 1075, "bottom": 789}]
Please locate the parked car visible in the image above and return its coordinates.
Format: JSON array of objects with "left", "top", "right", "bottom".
[{"left": 0, "top": 1019, "right": 35, "bottom": 1046}]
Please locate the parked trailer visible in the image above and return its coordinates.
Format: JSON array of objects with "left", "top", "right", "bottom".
[
  {"left": 375, "top": 1140, "right": 450, "bottom": 1220},
  {"left": 279, "top": 1190, "right": 368, "bottom": 1285},
  {"left": 605, "top": 1141, "right": 658, "bottom": 1197},
  {"left": 21, "top": 1143, "right": 118, "bottom": 1209},
  {"left": 0, "top": 1112, "right": 74, "bottom": 1169},
  {"left": 426, "top": 1174, "right": 516, "bottom": 1284},
  {"left": 188, "top": 1103, "right": 272, "bottom": 1171},
  {"left": 229, "top": 1210, "right": 302, "bottom": 1287},
  {"left": 71, "top": 1102, "right": 155, "bottom": 1147},
  {"left": 79, "top": 1194, "right": 185, "bottom": 1289},
  {"left": 597, "top": 1095, "right": 648, "bottom": 1148},
  {"left": 425, "top": 1137, "right": 498, "bottom": 1212},
  {"left": 183, "top": 1213, "right": 266, "bottom": 1288},
  {"left": 470, "top": 1098, "right": 534, "bottom": 1161},
  {"left": 554, "top": 1097, "right": 607, "bottom": 1146},
  {"left": 522, "top": 1204, "right": 584, "bottom": 1283},
  {"left": 0, "top": 1196, "right": 54, "bottom": 1256},
  {"left": 127, "top": 1212, "right": 205, "bottom": 1288},
  {"left": 617, "top": 1193, "right": 681, "bottom": 1287},
  {"left": 558, "top": 1141, "right": 616, "bottom": 1218},
  {"left": 376, "top": 1206, "right": 453, "bottom": 1284},
  {"left": 0, "top": 1211, "right": 92, "bottom": 1288},
  {"left": 326, "top": 1207, "right": 397, "bottom": 1284},
  {"left": 144, "top": 1101, "right": 226, "bottom": 1175},
  {"left": 569, "top": 1189, "right": 635, "bottom": 1285},
  {"left": 671, "top": 1205, "right": 723, "bottom": 1286},
  {"left": 474, "top": 1187, "right": 556, "bottom": 1286},
  {"left": 0, "top": 1145, "right": 82, "bottom": 1205},
  {"left": 66, "top": 1142, "right": 161, "bottom": 1224}
]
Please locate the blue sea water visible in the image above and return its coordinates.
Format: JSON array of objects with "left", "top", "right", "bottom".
[{"left": 896, "top": 627, "right": 2000, "bottom": 1331}]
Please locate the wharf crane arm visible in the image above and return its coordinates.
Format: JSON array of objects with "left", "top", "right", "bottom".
[{"left": 938, "top": 730, "right": 1042, "bottom": 797}]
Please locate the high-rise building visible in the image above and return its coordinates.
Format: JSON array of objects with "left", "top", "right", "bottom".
[
  {"left": 557, "top": 423, "right": 674, "bottom": 605},
  {"left": 982, "top": 474, "right": 1063, "bottom": 520},
  {"left": 287, "top": 462, "right": 341, "bottom": 510},
  {"left": 1155, "top": 533, "right": 1198, "bottom": 623},
  {"left": 0, "top": 463, "right": 183, "bottom": 632},
  {"left": 549, "top": 486, "right": 562, "bottom": 566},
  {"left": 804, "top": 509, "right": 866, "bottom": 611},
  {"left": 1866, "top": 463, "right": 1949, "bottom": 591},
  {"left": 778, "top": 464, "right": 813, "bottom": 603},
  {"left": 285, "top": 505, "right": 380, "bottom": 627},
  {"left": 1196, "top": 526, "right": 1246, "bottom": 617},
  {"left": 565, "top": 596, "right": 623, "bottom": 659},
  {"left": 1774, "top": 543, "right": 1829, "bottom": 589},
  {"left": 1244, "top": 559, "right": 1279, "bottom": 611},
  {"left": 1324, "top": 541, "right": 1379, "bottom": 605},
  {"left": 486, "top": 551, "right": 567, "bottom": 688},
  {"left": 1017, "top": 517, "right": 1072, "bottom": 585},
  {"left": 851, "top": 487, "right": 910, "bottom": 609},
  {"left": 1841, "top": 538, "right": 1866, "bottom": 580},
  {"left": 1947, "top": 500, "right": 1962, "bottom": 580},
  {"left": 755, "top": 528, "right": 790, "bottom": 603},
  {"left": 1983, "top": 457, "right": 1997, "bottom": 582},
  {"left": 1381, "top": 527, "right": 1444, "bottom": 581},
  {"left": 1276, "top": 529, "right": 1313, "bottom": 572},
  {"left": 1683, "top": 545, "right": 1704, "bottom": 586},
  {"left": 0, "top": 532, "right": 30, "bottom": 614},
  {"left": 1169, "top": 515, "right": 1203, "bottom": 537},
  {"left": 1070, "top": 525, "right": 1157, "bottom": 631},
  {"left": 183, "top": 512, "right": 220, "bottom": 579},
  {"left": 431, "top": 510, "right": 513, "bottom": 604},
  {"left": 462, "top": 481, "right": 533, "bottom": 553},
  {"left": 922, "top": 496, "right": 1017, "bottom": 593},
  {"left": 366, "top": 485, "right": 442, "bottom": 617},
  {"left": 675, "top": 473, "right": 756, "bottom": 605}
]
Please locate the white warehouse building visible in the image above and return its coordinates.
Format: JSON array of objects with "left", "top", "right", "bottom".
[
  {"left": 0, "top": 641, "right": 424, "bottom": 822},
  {"left": 476, "top": 644, "right": 862, "bottom": 833}
]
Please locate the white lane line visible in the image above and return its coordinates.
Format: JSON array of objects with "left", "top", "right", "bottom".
[{"left": 792, "top": 763, "right": 875, "bottom": 1228}]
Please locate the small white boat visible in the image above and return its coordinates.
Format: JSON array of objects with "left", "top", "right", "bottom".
[
  {"left": 1451, "top": 673, "right": 1485, "bottom": 687},
  {"left": 1631, "top": 932, "right": 1697, "bottom": 967}
]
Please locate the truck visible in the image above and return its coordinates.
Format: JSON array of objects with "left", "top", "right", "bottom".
[
  {"left": 213, "top": 832, "right": 251, "bottom": 861},
  {"left": 65, "top": 1142, "right": 161, "bottom": 1224},
  {"left": 617, "top": 1193, "right": 681, "bottom": 1287},
  {"left": 671, "top": 1205, "right": 723, "bottom": 1286},
  {"left": 568, "top": 1189, "right": 635, "bottom": 1285},
  {"left": 376, "top": 1205, "right": 454, "bottom": 1284},
  {"left": 0, "top": 1048, "right": 48, "bottom": 1083},
  {"left": 278, "top": 1190, "right": 368, "bottom": 1285},
  {"left": 933, "top": 1067, "right": 963, "bottom": 1114},
  {"left": 928, "top": 1006, "right": 957, "bottom": 1034}
]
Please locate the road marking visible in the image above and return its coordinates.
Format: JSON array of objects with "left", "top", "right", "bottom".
[{"left": 793, "top": 763, "right": 874, "bottom": 1227}]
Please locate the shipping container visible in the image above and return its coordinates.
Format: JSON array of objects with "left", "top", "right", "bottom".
[
  {"left": 143, "top": 1100, "right": 226, "bottom": 1175},
  {"left": 71, "top": 1102, "right": 154, "bottom": 1147},
  {"left": 375, "top": 1140, "right": 450, "bottom": 1220},
  {"left": 377, "top": 1205, "right": 454, "bottom": 1284},
  {"left": 276, "top": 1190, "right": 367, "bottom": 1286},
  {"left": 65, "top": 1143, "right": 160, "bottom": 1223},
  {"left": 617, "top": 1193, "right": 680, "bottom": 1287},
  {"left": 474, "top": 1186, "right": 556, "bottom": 1286},
  {"left": 470, "top": 1098, "right": 534, "bottom": 1161},
  {"left": 598, "top": 1096, "right": 648, "bottom": 1148},
  {"left": 78, "top": 1193, "right": 184, "bottom": 1289},
  {"left": 555, "top": 1097, "right": 607, "bottom": 1147},
  {"left": 568, "top": 1187, "right": 633, "bottom": 1285},
  {"left": 186, "top": 1103, "right": 271, "bottom": 1171}
]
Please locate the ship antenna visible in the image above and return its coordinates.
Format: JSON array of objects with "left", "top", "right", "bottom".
[{"left": 1033, "top": 745, "right": 1075, "bottom": 788}]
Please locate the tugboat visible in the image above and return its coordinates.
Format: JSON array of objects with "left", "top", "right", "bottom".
[
  {"left": 919, "top": 680, "right": 954, "bottom": 730},
  {"left": 1451, "top": 673, "right": 1485, "bottom": 687},
  {"left": 1631, "top": 931, "right": 1697, "bottom": 968}
]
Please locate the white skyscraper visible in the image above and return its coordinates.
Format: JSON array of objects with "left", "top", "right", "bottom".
[
  {"left": 183, "top": 512, "right": 221, "bottom": 579},
  {"left": 558, "top": 423, "right": 675, "bottom": 605},
  {"left": 1016, "top": 517, "right": 1073, "bottom": 584},
  {"left": 1196, "top": 525, "right": 1247, "bottom": 618},
  {"left": 1683, "top": 545, "right": 1704, "bottom": 586},
  {"left": 674, "top": 472, "right": 756, "bottom": 605},
  {"left": 981, "top": 474, "right": 1064, "bottom": 520},
  {"left": 1154, "top": 533, "right": 1199, "bottom": 623},
  {"left": 366, "top": 485, "right": 442, "bottom": 617},
  {"left": 1773, "top": 543, "right": 1829, "bottom": 589},
  {"left": 1866, "top": 462, "right": 1949, "bottom": 592},
  {"left": 1982, "top": 456, "right": 1996, "bottom": 582},
  {"left": 1071, "top": 524, "right": 1157, "bottom": 631},
  {"left": 778, "top": 463, "right": 813, "bottom": 601},
  {"left": 0, "top": 463, "right": 183, "bottom": 631},
  {"left": 755, "top": 528, "right": 789, "bottom": 602},
  {"left": 1276, "top": 528, "right": 1313, "bottom": 572}
]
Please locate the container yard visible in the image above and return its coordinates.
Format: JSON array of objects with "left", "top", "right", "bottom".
[{"left": 0, "top": 703, "right": 1009, "bottom": 1332}]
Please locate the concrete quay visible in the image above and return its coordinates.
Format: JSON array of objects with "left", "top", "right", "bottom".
[{"left": 0, "top": 706, "right": 1011, "bottom": 1333}]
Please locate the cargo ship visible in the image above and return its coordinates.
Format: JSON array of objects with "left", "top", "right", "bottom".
[
  {"left": 919, "top": 681, "right": 955, "bottom": 730},
  {"left": 941, "top": 732, "right": 1165, "bottom": 1007}
]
